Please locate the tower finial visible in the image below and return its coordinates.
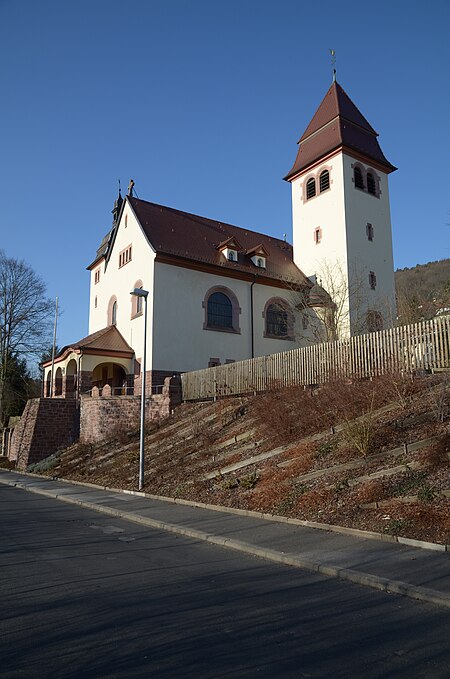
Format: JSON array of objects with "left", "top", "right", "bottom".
[
  {"left": 329, "top": 49, "right": 336, "bottom": 82},
  {"left": 127, "top": 178, "right": 135, "bottom": 197}
]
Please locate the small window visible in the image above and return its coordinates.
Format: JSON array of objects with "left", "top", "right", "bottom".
[
  {"left": 94, "top": 269, "right": 100, "bottom": 284},
  {"left": 354, "top": 167, "right": 364, "bottom": 190},
  {"left": 306, "top": 177, "right": 316, "bottom": 200},
  {"left": 208, "top": 358, "right": 221, "bottom": 368},
  {"left": 94, "top": 296, "right": 97, "bottom": 308},
  {"left": 207, "top": 292, "right": 233, "bottom": 329},
  {"left": 228, "top": 251, "right": 235, "bottom": 261},
  {"left": 119, "top": 245, "right": 132, "bottom": 268},
  {"left": 369, "top": 271, "right": 377, "bottom": 290},
  {"left": 314, "top": 227, "right": 322, "bottom": 245},
  {"left": 366, "top": 223, "right": 374, "bottom": 241},
  {"left": 111, "top": 301, "right": 117, "bottom": 324},
  {"left": 319, "top": 170, "right": 330, "bottom": 193},
  {"left": 302, "top": 313, "right": 309, "bottom": 330},
  {"left": 367, "top": 172, "right": 376, "bottom": 196},
  {"left": 257, "top": 258, "right": 263, "bottom": 267},
  {"left": 125, "top": 214, "right": 128, "bottom": 227}
]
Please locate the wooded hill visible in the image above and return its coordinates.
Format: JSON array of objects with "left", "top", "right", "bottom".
[{"left": 395, "top": 258, "right": 450, "bottom": 323}]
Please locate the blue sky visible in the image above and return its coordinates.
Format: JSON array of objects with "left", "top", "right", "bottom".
[{"left": 1, "top": 0, "right": 449, "bottom": 349}]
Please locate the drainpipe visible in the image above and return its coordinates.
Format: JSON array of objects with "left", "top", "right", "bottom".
[{"left": 250, "top": 276, "right": 256, "bottom": 359}]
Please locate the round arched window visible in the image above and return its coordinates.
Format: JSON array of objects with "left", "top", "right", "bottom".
[{"left": 207, "top": 292, "right": 233, "bottom": 329}]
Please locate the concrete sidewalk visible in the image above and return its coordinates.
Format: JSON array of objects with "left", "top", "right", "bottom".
[{"left": 1, "top": 469, "right": 449, "bottom": 610}]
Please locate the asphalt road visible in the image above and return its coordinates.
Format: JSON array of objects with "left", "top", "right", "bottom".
[{"left": 1, "top": 485, "right": 449, "bottom": 678}]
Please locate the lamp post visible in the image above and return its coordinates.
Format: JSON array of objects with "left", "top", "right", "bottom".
[{"left": 130, "top": 287, "right": 149, "bottom": 491}]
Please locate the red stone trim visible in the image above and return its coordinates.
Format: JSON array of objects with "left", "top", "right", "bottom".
[
  {"left": 300, "top": 164, "right": 333, "bottom": 204},
  {"left": 119, "top": 244, "right": 132, "bottom": 268},
  {"left": 131, "top": 280, "right": 144, "bottom": 318},
  {"left": 107, "top": 295, "right": 118, "bottom": 326},
  {"left": 262, "top": 297, "right": 295, "bottom": 341},
  {"left": 202, "top": 285, "right": 241, "bottom": 334},
  {"left": 289, "top": 145, "right": 395, "bottom": 184},
  {"left": 351, "top": 161, "right": 381, "bottom": 198}
]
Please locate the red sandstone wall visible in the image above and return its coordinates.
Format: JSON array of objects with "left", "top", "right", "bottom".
[
  {"left": 80, "top": 377, "right": 181, "bottom": 443},
  {"left": 10, "top": 398, "right": 80, "bottom": 470}
]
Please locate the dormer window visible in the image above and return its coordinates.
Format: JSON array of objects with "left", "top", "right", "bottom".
[
  {"left": 247, "top": 244, "right": 268, "bottom": 269},
  {"left": 217, "top": 237, "right": 242, "bottom": 264},
  {"left": 222, "top": 247, "right": 238, "bottom": 262},
  {"left": 250, "top": 254, "right": 266, "bottom": 268}
]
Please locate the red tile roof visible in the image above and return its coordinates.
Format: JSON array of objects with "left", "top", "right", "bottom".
[
  {"left": 285, "top": 82, "right": 396, "bottom": 180},
  {"left": 127, "top": 197, "right": 311, "bottom": 288},
  {"left": 42, "top": 326, "right": 134, "bottom": 366}
]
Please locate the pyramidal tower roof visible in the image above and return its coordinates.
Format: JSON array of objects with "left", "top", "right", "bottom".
[{"left": 285, "top": 81, "right": 396, "bottom": 181}]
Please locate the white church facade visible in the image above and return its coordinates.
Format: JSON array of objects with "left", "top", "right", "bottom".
[{"left": 43, "top": 81, "right": 397, "bottom": 397}]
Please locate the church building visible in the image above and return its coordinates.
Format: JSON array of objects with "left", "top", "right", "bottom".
[{"left": 42, "top": 80, "right": 396, "bottom": 397}]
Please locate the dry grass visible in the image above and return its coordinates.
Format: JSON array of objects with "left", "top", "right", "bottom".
[{"left": 26, "top": 373, "right": 450, "bottom": 544}]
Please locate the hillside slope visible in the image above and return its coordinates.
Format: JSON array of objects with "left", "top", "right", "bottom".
[
  {"left": 395, "top": 258, "right": 450, "bottom": 322},
  {"left": 29, "top": 373, "right": 450, "bottom": 545}
]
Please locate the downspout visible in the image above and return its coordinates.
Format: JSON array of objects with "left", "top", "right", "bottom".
[{"left": 250, "top": 276, "right": 256, "bottom": 359}]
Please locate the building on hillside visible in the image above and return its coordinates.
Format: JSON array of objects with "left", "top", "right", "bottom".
[{"left": 42, "top": 80, "right": 396, "bottom": 397}]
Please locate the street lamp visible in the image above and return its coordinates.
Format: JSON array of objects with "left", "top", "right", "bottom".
[{"left": 130, "top": 287, "right": 149, "bottom": 491}]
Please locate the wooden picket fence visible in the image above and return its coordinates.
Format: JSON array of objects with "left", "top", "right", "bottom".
[{"left": 181, "top": 316, "right": 450, "bottom": 401}]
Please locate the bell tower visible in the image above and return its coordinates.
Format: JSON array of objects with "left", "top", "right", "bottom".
[{"left": 285, "top": 81, "right": 397, "bottom": 337}]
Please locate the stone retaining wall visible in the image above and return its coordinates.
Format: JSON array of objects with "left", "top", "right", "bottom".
[
  {"left": 10, "top": 398, "right": 80, "bottom": 470},
  {"left": 80, "top": 376, "right": 181, "bottom": 443}
]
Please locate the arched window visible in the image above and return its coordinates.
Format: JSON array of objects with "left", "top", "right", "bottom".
[
  {"left": 55, "top": 367, "right": 63, "bottom": 396},
  {"left": 367, "top": 172, "right": 376, "bottom": 195},
  {"left": 319, "top": 170, "right": 330, "bottom": 193},
  {"left": 306, "top": 177, "right": 316, "bottom": 200},
  {"left": 107, "top": 296, "right": 118, "bottom": 326},
  {"left": 45, "top": 371, "right": 52, "bottom": 397},
  {"left": 263, "top": 298, "right": 294, "bottom": 340},
  {"left": 354, "top": 166, "right": 364, "bottom": 190},
  {"left": 131, "top": 281, "right": 144, "bottom": 318},
  {"left": 203, "top": 287, "right": 241, "bottom": 333},
  {"left": 267, "top": 304, "right": 288, "bottom": 336},
  {"left": 207, "top": 292, "right": 232, "bottom": 329}
]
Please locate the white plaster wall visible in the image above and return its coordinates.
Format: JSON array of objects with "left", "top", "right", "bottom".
[
  {"left": 291, "top": 151, "right": 396, "bottom": 336},
  {"left": 88, "top": 200, "right": 156, "bottom": 368},
  {"left": 291, "top": 154, "right": 348, "bottom": 280},
  {"left": 342, "top": 153, "right": 396, "bottom": 328},
  {"left": 152, "top": 263, "right": 315, "bottom": 372}
]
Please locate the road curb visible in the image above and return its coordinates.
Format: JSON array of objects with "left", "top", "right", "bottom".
[
  {"left": 1, "top": 468, "right": 449, "bottom": 552},
  {"left": 1, "top": 473, "right": 449, "bottom": 610}
]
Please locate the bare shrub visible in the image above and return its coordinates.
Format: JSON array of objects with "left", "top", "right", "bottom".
[
  {"left": 429, "top": 376, "right": 450, "bottom": 423},
  {"left": 383, "top": 371, "right": 418, "bottom": 409},
  {"left": 417, "top": 433, "right": 450, "bottom": 470}
]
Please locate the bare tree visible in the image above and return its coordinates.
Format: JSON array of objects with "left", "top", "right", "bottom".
[
  {"left": 0, "top": 251, "right": 54, "bottom": 426},
  {"left": 293, "top": 259, "right": 391, "bottom": 343}
]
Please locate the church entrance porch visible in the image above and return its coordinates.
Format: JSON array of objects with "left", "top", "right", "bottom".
[{"left": 91, "top": 362, "right": 132, "bottom": 395}]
